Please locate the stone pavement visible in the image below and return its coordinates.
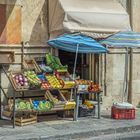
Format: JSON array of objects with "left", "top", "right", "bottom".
[{"left": 0, "top": 109, "right": 140, "bottom": 140}]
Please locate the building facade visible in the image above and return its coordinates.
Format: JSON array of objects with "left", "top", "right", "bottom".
[{"left": 0, "top": 0, "right": 140, "bottom": 109}]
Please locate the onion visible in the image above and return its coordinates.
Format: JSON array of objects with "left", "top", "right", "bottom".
[
  {"left": 19, "top": 75, "right": 22, "bottom": 78},
  {"left": 24, "top": 78, "right": 28, "bottom": 82},
  {"left": 24, "top": 82, "right": 28, "bottom": 86},
  {"left": 19, "top": 77, "right": 23, "bottom": 82},
  {"left": 15, "top": 79, "right": 19, "bottom": 83},
  {"left": 20, "top": 81, "right": 24, "bottom": 86},
  {"left": 15, "top": 75, "right": 19, "bottom": 80}
]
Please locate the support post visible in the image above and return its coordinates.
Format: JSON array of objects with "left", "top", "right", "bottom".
[
  {"left": 128, "top": 48, "right": 133, "bottom": 103},
  {"left": 21, "top": 41, "right": 24, "bottom": 70}
]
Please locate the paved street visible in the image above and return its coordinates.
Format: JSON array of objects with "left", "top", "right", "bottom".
[{"left": 0, "top": 109, "right": 140, "bottom": 140}]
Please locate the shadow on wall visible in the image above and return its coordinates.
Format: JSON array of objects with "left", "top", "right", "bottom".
[
  {"left": 28, "top": 0, "right": 48, "bottom": 45},
  {"left": 0, "top": 0, "right": 22, "bottom": 44}
]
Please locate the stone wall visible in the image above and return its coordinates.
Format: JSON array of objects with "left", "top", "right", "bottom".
[
  {"left": 0, "top": 0, "right": 50, "bottom": 103},
  {"left": 102, "top": 0, "right": 140, "bottom": 110},
  {"left": 0, "top": 0, "right": 48, "bottom": 45}
]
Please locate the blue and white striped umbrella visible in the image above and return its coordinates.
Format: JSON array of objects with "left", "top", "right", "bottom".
[
  {"left": 100, "top": 31, "right": 140, "bottom": 103},
  {"left": 100, "top": 31, "right": 140, "bottom": 48},
  {"left": 48, "top": 33, "right": 108, "bottom": 53}
]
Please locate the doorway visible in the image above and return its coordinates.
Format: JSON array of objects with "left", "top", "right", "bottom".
[{"left": 58, "top": 50, "right": 96, "bottom": 80}]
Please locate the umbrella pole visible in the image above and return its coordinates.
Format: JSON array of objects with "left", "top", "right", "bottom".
[
  {"left": 122, "top": 48, "right": 129, "bottom": 102},
  {"left": 128, "top": 48, "right": 133, "bottom": 103},
  {"left": 73, "top": 44, "right": 79, "bottom": 80}
]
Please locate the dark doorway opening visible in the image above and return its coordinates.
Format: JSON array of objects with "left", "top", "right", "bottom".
[{"left": 58, "top": 50, "right": 89, "bottom": 79}]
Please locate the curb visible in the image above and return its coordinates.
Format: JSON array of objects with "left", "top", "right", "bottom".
[
  {"left": 16, "top": 125, "right": 140, "bottom": 140},
  {"left": 41, "top": 125, "right": 140, "bottom": 140}
]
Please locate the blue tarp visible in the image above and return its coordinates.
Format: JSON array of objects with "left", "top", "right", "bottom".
[
  {"left": 47, "top": 34, "right": 108, "bottom": 53},
  {"left": 100, "top": 31, "right": 140, "bottom": 48}
]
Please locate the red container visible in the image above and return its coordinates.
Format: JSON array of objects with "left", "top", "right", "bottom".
[{"left": 111, "top": 106, "right": 135, "bottom": 119}]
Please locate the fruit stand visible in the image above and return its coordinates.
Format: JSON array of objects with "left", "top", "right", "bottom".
[
  {"left": 1, "top": 53, "right": 77, "bottom": 128},
  {"left": 0, "top": 53, "right": 102, "bottom": 128}
]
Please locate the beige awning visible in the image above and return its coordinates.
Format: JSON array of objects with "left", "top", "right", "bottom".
[{"left": 48, "top": 0, "right": 131, "bottom": 39}]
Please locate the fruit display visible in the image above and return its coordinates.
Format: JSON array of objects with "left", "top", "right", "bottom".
[
  {"left": 15, "top": 99, "right": 33, "bottom": 111},
  {"left": 55, "top": 71, "right": 75, "bottom": 89},
  {"left": 45, "top": 75, "right": 62, "bottom": 89},
  {"left": 46, "top": 91, "right": 66, "bottom": 105},
  {"left": 41, "top": 82, "right": 51, "bottom": 89},
  {"left": 83, "top": 100, "right": 94, "bottom": 109},
  {"left": 37, "top": 74, "right": 51, "bottom": 89},
  {"left": 64, "top": 101, "right": 76, "bottom": 109},
  {"left": 12, "top": 73, "right": 29, "bottom": 89},
  {"left": 46, "top": 54, "right": 68, "bottom": 71},
  {"left": 32, "top": 100, "right": 53, "bottom": 111},
  {"left": 24, "top": 71, "right": 41, "bottom": 86},
  {"left": 88, "top": 83, "right": 101, "bottom": 92},
  {"left": 37, "top": 74, "right": 47, "bottom": 82},
  {"left": 75, "top": 79, "right": 91, "bottom": 85},
  {"left": 52, "top": 95, "right": 59, "bottom": 103}
]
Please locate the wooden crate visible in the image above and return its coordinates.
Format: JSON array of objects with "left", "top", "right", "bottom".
[
  {"left": 45, "top": 90, "right": 67, "bottom": 110},
  {"left": 55, "top": 71, "right": 75, "bottom": 89},
  {"left": 9, "top": 72, "right": 29, "bottom": 91},
  {"left": 23, "top": 59, "right": 41, "bottom": 73},
  {"left": 15, "top": 114, "right": 37, "bottom": 126},
  {"left": 2, "top": 110, "right": 12, "bottom": 118}
]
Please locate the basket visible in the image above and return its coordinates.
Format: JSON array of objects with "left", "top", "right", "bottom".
[
  {"left": 111, "top": 106, "right": 135, "bottom": 119},
  {"left": 78, "top": 105, "right": 95, "bottom": 117}
]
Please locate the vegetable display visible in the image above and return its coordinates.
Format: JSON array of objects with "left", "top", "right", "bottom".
[
  {"left": 12, "top": 73, "right": 29, "bottom": 89},
  {"left": 46, "top": 54, "right": 68, "bottom": 71},
  {"left": 15, "top": 99, "right": 33, "bottom": 110},
  {"left": 39, "top": 64, "right": 53, "bottom": 73},
  {"left": 32, "top": 100, "right": 53, "bottom": 111},
  {"left": 24, "top": 71, "right": 41, "bottom": 86}
]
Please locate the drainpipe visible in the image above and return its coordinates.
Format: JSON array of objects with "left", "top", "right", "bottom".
[
  {"left": 47, "top": 0, "right": 50, "bottom": 39},
  {"left": 127, "top": 0, "right": 133, "bottom": 30}
]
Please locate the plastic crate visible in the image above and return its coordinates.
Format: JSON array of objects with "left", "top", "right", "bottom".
[
  {"left": 78, "top": 105, "right": 95, "bottom": 117},
  {"left": 111, "top": 106, "right": 135, "bottom": 119}
]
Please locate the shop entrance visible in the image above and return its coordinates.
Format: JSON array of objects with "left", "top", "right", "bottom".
[{"left": 58, "top": 50, "right": 96, "bottom": 80}]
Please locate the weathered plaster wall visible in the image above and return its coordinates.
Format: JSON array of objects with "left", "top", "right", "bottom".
[
  {"left": 0, "top": 0, "right": 50, "bottom": 103},
  {"left": 131, "top": 0, "right": 140, "bottom": 32},
  {"left": 1, "top": 0, "right": 140, "bottom": 109},
  {"left": 102, "top": 0, "right": 140, "bottom": 110},
  {"left": 22, "top": 0, "right": 48, "bottom": 45},
  {"left": 0, "top": 0, "right": 48, "bottom": 45}
]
